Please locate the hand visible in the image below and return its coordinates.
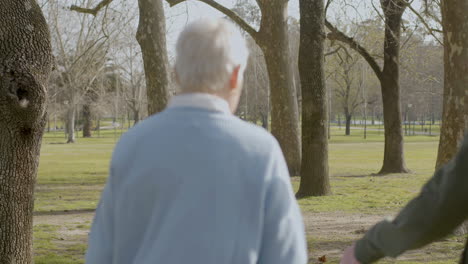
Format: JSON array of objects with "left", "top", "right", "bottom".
[{"left": 340, "top": 244, "right": 361, "bottom": 264}]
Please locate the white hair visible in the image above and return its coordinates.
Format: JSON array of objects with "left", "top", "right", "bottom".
[{"left": 175, "top": 18, "right": 249, "bottom": 93}]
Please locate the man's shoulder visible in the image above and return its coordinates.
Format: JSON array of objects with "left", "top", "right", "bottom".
[
  {"left": 118, "top": 111, "right": 171, "bottom": 140},
  {"left": 217, "top": 117, "right": 285, "bottom": 167},
  {"left": 111, "top": 114, "right": 167, "bottom": 159},
  {"left": 113, "top": 112, "right": 280, "bottom": 162},
  {"left": 227, "top": 117, "right": 278, "bottom": 147}
]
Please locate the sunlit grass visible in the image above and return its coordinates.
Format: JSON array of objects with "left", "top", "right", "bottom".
[{"left": 35, "top": 128, "right": 463, "bottom": 264}]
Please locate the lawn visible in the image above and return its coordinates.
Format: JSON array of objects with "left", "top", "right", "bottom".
[{"left": 34, "top": 128, "right": 464, "bottom": 263}]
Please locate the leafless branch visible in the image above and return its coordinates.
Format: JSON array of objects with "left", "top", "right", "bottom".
[
  {"left": 325, "top": 0, "right": 334, "bottom": 15},
  {"left": 325, "top": 46, "right": 341, "bottom": 57},
  {"left": 325, "top": 20, "right": 383, "bottom": 81},
  {"left": 400, "top": 24, "right": 417, "bottom": 50},
  {"left": 371, "top": 0, "right": 385, "bottom": 22},
  {"left": 70, "top": 0, "right": 114, "bottom": 16},
  {"left": 166, "top": 0, "right": 258, "bottom": 39},
  {"left": 404, "top": 0, "right": 443, "bottom": 46}
]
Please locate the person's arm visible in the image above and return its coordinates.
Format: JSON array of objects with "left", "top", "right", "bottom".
[
  {"left": 85, "top": 168, "right": 115, "bottom": 263},
  {"left": 257, "top": 143, "right": 308, "bottom": 264},
  {"left": 354, "top": 136, "right": 468, "bottom": 263}
]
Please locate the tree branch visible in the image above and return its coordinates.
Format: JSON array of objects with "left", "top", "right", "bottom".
[
  {"left": 166, "top": 0, "right": 258, "bottom": 39},
  {"left": 70, "top": 0, "right": 114, "bottom": 16},
  {"left": 404, "top": 0, "right": 443, "bottom": 46},
  {"left": 325, "top": 46, "right": 341, "bottom": 57},
  {"left": 325, "top": 20, "right": 383, "bottom": 81},
  {"left": 325, "top": 0, "right": 333, "bottom": 15}
]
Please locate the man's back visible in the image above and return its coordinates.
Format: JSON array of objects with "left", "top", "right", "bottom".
[{"left": 85, "top": 103, "right": 307, "bottom": 264}]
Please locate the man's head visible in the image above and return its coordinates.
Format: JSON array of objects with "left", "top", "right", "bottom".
[{"left": 175, "top": 18, "right": 249, "bottom": 113}]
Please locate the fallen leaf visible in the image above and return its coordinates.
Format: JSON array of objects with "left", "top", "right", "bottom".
[{"left": 318, "top": 255, "right": 327, "bottom": 263}]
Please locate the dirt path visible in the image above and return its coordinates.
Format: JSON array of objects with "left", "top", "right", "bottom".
[
  {"left": 35, "top": 211, "right": 94, "bottom": 241},
  {"left": 304, "top": 211, "right": 388, "bottom": 262},
  {"left": 33, "top": 211, "right": 463, "bottom": 263},
  {"left": 35, "top": 211, "right": 94, "bottom": 226},
  {"left": 304, "top": 211, "right": 463, "bottom": 263}
]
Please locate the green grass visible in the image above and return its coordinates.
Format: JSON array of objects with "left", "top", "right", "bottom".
[
  {"left": 34, "top": 224, "right": 85, "bottom": 264},
  {"left": 36, "top": 135, "right": 113, "bottom": 212},
  {"left": 34, "top": 129, "right": 464, "bottom": 263},
  {"left": 295, "top": 134, "right": 440, "bottom": 214}
]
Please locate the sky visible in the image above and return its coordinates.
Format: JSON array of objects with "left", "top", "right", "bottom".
[
  {"left": 164, "top": 0, "right": 320, "bottom": 49},
  {"left": 53, "top": 0, "right": 430, "bottom": 63},
  {"left": 162, "top": 0, "right": 427, "bottom": 56}
]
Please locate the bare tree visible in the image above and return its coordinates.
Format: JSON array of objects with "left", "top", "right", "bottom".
[
  {"left": 330, "top": 51, "right": 366, "bottom": 136},
  {"left": 166, "top": 0, "right": 302, "bottom": 176},
  {"left": 49, "top": 1, "right": 115, "bottom": 142},
  {"left": 0, "top": 0, "right": 53, "bottom": 261},
  {"left": 136, "top": 0, "right": 170, "bottom": 115},
  {"left": 435, "top": 0, "right": 468, "bottom": 169},
  {"left": 296, "top": 0, "right": 331, "bottom": 197},
  {"left": 237, "top": 37, "right": 270, "bottom": 127},
  {"left": 404, "top": 0, "right": 466, "bottom": 167},
  {"left": 82, "top": 90, "right": 97, "bottom": 137},
  {"left": 71, "top": 0, "right": 170, "bottom": 117},
  {"left": 326, "top": 0, "right": 410, "bottom": 174},
  {"left": 121, "top": 45, "right": 147, "bottom": 125}
]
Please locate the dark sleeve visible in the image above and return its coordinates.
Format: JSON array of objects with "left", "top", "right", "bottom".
[{"left": 355, "top": 135, "right": 468, "bottom": 263}]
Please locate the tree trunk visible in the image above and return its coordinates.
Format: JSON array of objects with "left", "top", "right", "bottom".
[
  {"left": 261, "top": 113, "right": 268, "bottom": 129},
  {"left": 136, "top": 0, "right": 170, "bottom": 116},
  {"left": 435, "top": 0, "right": 468, "bottom": 169},
  {"left": 345, "top": 114, "right": 352, "bottom": 136},
  {"left": 67, "top": 106, "right": 76, "bottom": 143},
  {"left": 372, "top": 108, "right": 375, "bottom": 125},
  {"left": 96, "top": 117, "right": 101, "bottom": 138},
  {"left": 378, "top": 0, "right": 409, "bottom": 174},
  {"left": 47, "top": 114, "right": 51, "bottom": 132},
  {"left": 133, "top": 109, "right": 140, "bottom": 125},
  {"left": 325, "top": 1, "right": 409, "bottom": 175},
  {"left": 127, "top": 111, "right": 131, "bottom": 129},
  {"left": 258, "top": 1, "right": 301, "bottom": 176},
  {"left": 296, "top": 0, "right": 331, "bottom": 197},
  {"left": 0, "top": 0, "right": 53, "bottom": 262},
  {"left": 82, "top": 103, "right": 92, "bottom": 138}
]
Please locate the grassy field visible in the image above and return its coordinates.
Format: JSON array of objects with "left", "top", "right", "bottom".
[{"left": 34, "top": 128, "right": 465, "bottom": 263}]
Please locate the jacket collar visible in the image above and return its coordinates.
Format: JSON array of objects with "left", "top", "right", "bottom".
[{"left": 167, "top": 93, "right": 231, "bottom": 114}]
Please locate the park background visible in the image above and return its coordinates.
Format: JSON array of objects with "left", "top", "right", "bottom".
[{"left": 1, "top": 0, "right": 467, "bottom": 263}]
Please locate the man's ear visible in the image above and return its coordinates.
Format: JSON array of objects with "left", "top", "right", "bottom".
[{"left": 229, "top": 65, "right": 241, "bottom": 91}]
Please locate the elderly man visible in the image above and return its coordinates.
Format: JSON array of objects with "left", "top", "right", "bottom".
[{"left": 85, "top": 19, "right": 307, "bottom": 264}]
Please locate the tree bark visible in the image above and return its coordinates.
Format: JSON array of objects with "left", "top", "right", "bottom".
[
  {"left": 67, "top": 106, "right": 76, "bottom": 143},
  {"left": 435, "top": 0, "right": 468, "bottom": 169},
  {"left": 257, "top": 0, "right": 301, "bottom": 176},
  {"left": 378, "top": 0, "right": 409, "bottom": 174},
  {"left": 82, "top": 103, "right": 92, "bottom": 138},
  {"left": 345, "top": 113, "right": 352, "bottom": 136},
  {"left": 136, "top": 0, "right": 170, "bottom": 116},
  {"left": 261, "top": 113, "right": 268, "bottom": 129},
  {"left": 133, "top": 109, "right": 140, "bottom": 125},
  {"left": 296, "top": 0, "right": 331, "bottom": 197},
  {"left": 0, "top": 0, "right": 53, "bottom": 262}
]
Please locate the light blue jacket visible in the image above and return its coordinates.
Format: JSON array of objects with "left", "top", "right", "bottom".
[{"left": 85, "top": 94, "right": 308, "bottom": 264}]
